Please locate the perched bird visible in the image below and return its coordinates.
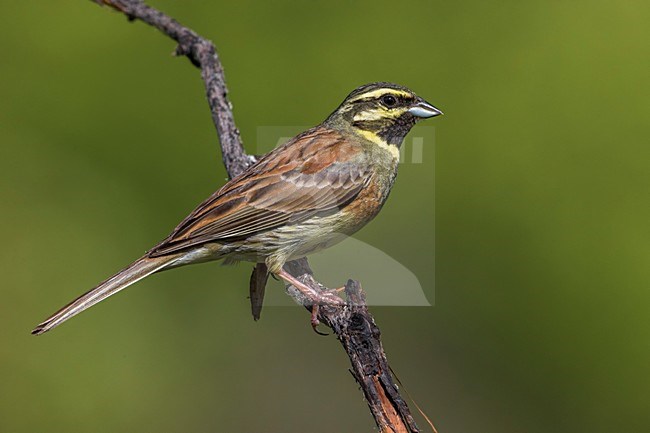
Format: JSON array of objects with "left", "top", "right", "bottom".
[{"left": 32, "top": 82, "right": 442, "bottom": 335}]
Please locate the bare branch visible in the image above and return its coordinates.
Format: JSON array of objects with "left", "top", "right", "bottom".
[
  {"left": 90, "top": 1, "right": 424, "bottom": 431},
  {"left": 284, "top": 259, "right": 421, "bottom": 433},
  {"left": 95, "top": 0, "right": 252, "bottom": 176}
]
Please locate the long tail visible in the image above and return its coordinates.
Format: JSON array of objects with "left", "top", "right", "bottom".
[{"left": 32, "top": 254, "right": 179, "bottom": 335}]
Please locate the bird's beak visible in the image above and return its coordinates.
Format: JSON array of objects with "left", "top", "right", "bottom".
[{"left": 408, "top": 101, "right": 443, "bottom": 118}]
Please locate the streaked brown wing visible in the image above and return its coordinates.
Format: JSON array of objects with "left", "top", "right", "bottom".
[{"left": 148, "top": 126, "right": 370, "bottom": 257}]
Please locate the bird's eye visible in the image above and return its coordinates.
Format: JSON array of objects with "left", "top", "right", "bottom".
[{"left": 381, "top": 94, "right": 397, "bottom": 107}]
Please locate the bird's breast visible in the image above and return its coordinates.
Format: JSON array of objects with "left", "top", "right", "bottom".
[{"left": 340, "top": 168, "right": 396, "bottom": 230}]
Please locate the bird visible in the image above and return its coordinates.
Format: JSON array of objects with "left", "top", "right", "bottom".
[{"left": 31, "top": 82, "right": 442, "bottom": 335}]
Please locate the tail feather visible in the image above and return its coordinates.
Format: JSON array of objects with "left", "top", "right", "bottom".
[{"left": 32, "top": 255, "right": 177, "bottom": 335}]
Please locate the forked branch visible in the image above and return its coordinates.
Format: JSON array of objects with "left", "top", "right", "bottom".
[{"left": 90, "top": 1, "right": 422, "bottom": 431}]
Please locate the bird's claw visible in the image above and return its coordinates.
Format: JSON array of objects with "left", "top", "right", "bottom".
[{"left": 310, "top": 305, "right": 329, "bottom": 336}]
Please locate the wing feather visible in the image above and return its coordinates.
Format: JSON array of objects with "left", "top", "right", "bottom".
[{"left": 148, "top": 127, "right": 370, "bottom": 257}]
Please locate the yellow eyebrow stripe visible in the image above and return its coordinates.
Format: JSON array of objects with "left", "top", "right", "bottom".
[{"left": 347, "top": 88, "right": 412, "bottom": 103}]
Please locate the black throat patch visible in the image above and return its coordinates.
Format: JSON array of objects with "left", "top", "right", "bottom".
[
  {"left": 377, "top": 113, "right": 417, "bottom": 146},
  {"left": 351, "top": 112, "right": 417, "bottom": 147}
]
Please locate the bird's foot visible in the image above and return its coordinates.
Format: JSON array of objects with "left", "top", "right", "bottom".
[
  {"left": 326, "top": 285, "right": 347, "bottom": 295},
  {"left": 276, "top": 269, "right": 345, "bottom": 335},
  {"left": 310, "top": 305, "right": 328, "bottom": 336}
]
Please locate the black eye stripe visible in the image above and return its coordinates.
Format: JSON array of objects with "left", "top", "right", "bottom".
[{"left": 350, "top": 93, "right": 413, "bottom": 106}]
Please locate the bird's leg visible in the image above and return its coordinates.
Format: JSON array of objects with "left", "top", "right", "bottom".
[
  {"left": 275, "top": 269, "right": 343, "bottom": 335},
  {"left": 275, "top": 269, "right": 344, "bottom": 306}
]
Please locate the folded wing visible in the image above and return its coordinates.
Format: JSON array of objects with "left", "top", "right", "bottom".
[{"left": 148, "top": 127, "right": 370, "bottom": 257}]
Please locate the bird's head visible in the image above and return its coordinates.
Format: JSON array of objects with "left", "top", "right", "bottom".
[{"left": 325, "top": 82, "right": 443, "bottom": 148}]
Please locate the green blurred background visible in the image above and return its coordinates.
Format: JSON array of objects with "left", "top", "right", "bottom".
[{"left": 1, "top": 1, "right": 648, "bottom": 432}]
